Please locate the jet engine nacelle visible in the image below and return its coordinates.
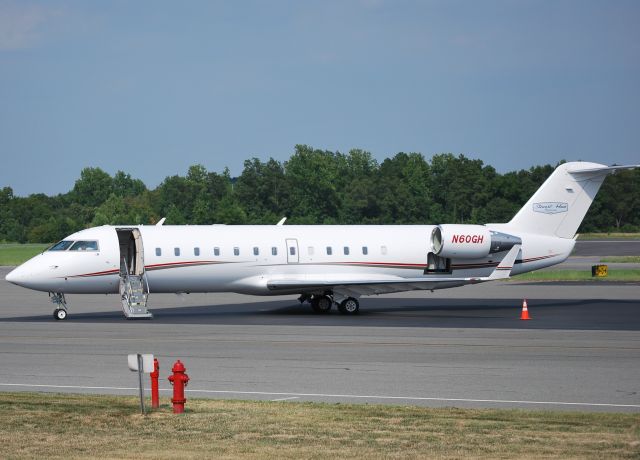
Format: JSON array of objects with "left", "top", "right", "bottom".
[{"left": 431, "top": 224, "right": 521, "bottom": 259}]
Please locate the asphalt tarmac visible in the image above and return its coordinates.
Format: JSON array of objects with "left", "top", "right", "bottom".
[
  {"left": 1, "top": 266, "right": 639, "bottom": 412},
  {"left": 573, "top": 239, "right": 640, "bottom": 256},
  {"left": 545, "top": 239, "right": 640, "bottom": 270}
]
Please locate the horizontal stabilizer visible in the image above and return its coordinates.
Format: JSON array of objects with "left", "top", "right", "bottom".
[{"left": 567, "top": 164, "right": 639, "bottom": 175}]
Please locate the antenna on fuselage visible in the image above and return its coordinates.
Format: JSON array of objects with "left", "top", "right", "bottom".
[
  {"left": 276, "top": 217, "right": 287, "bottom": 226},
  {"left": 156, "top": 217, "right": 166, "bottom": 226}
]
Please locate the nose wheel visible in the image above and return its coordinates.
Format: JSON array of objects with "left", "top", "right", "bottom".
[{"left": 49, "top": 292, "right": 68, "bottom": 321}]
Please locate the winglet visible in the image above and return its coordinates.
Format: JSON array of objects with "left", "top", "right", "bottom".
[{"left": 489, "top": 244, "right": 521, "bottom": 280}]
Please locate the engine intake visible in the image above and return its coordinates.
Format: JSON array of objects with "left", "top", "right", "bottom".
[{"left": 431, "top": 224, "right": 521, "bottom": 259}]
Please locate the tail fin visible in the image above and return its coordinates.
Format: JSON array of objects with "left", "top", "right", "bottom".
[{"left": 507, "top": 162, "right": 638, "bottom": 239}]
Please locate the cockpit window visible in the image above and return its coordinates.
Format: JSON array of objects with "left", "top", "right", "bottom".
[
  {"left": 69, "top": 240, "right": 99, "bottom": 251},
  {"left": 49, "top": 241, "right": 74, "bottom": 251}
]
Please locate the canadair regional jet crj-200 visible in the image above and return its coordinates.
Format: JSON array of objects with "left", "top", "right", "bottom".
[{"left": 5, "top": 161, "right": 638, "bottom": 320}]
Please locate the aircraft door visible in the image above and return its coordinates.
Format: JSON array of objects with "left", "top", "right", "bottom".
[
  {"left": 116, "top": 228, "right": 145, "bottom": 276},
  {"left": 116, "top": 228, "right": 152, "bottom": 319},
  {"left": 286, "top": 238, "right": 299, "bottom": 264}
]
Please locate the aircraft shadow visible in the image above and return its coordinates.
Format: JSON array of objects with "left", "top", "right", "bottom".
[{"left": 2, "top": 298, "right": 639, "bottom": 331}]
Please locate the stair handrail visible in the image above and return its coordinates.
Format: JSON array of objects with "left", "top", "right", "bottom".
[{"left": 122, "top": 257, "right": 133, "bottom": 301}]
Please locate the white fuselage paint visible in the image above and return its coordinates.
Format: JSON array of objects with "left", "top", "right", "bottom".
[{"left": 6, "top": 224, "right": 574, "bottom": 295}]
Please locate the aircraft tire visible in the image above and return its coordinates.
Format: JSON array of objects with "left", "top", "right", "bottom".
[
  {"left": 54, "top": 309, "right": 67, "bottom": 321},
  {"left": 338, "top": 297, "right": 359, "bottom": 315},
  {"left": 311, "top": 295, "right": 332, "bottom": 313}
]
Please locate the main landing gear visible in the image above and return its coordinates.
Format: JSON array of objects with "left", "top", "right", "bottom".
[
  {"left": 311, "top": 295, "right": 333, "bottom": 313},
  {"left": 50, "top": 292, "right": 68, "bottom": 320},
  {"left": 337, "top": 297, "right": 359, "bottom": 314},
  {"left": 300, "top": 293, "right": 360, "bottom": 315}
]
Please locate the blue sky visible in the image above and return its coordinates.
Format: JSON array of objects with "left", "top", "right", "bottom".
[{"left": 1, "top": 0, "right": 638, "bottom": 196}]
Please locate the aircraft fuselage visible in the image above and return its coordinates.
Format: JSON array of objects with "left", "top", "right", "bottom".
[{"left": 6, "top": 224, "right": 573, "bottom": 295}]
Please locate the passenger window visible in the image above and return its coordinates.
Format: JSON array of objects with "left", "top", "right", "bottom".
[
  {"left": 253, "top": 247, "right": 259, "bottom": 256},
  {"left": 344, "top": 246, "right": 350, "bottom": 255},
  {"left": 49, "top": 241, "right": 74, "bottom": 251},
  {"left": 381, "top": 245, "right": 387, "bottom": 255},
  {"left": 234, "top": 247, "right": 240, "bottom": 256},
  {"left": 271, "top": 247, "right": 277, "bottom": 256},
  {"left": 156, "top": 248, "right": 162, "bottom": 257},
  {"left": 289, "top": 246, "right": 296, "bottom": 256},
  {"left": 69, "top": 241, "right": 99, "bottom": 251},
  {"left": 194, "top": 247, "right": 200, "bottom": 256},
  {"left": 214, "top": 247, "right": 220, "bottom": 256},
  {"left": 308, "top": 246, "right": 314, "bottom": 256},
  {"left": 362, "top": 246, "right": 368, "bottom": 255},
  {"left": 326, "top": 246, "right": 333, "bottom": 255},
  {"left": 174, "top": 248, "right": 180, "bottom": 257}
]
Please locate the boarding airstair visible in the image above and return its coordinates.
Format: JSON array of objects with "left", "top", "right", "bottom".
[{"left": 120, "top": 259, "right": 153, "bottom": 319}]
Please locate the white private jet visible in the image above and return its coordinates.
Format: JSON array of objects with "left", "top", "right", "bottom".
[{"left": 5, "top": 161, "right": 637, "bottom": 320}]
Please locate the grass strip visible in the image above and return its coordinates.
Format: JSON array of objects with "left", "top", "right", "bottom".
[
  {"left": 600, "top": 256, "right": 640, "bottom": 263},
  {"left": 0, "top": 243, "right": 49, "bottom": 266},
  {"left": 511, "top": 269, "right": 640, "bottom": 282},
  {"left": 577, "top": 233, "right": 640, "bottom": 240},
  {"left": 0, "top": 392, "right": 638, "bottom": 459}
]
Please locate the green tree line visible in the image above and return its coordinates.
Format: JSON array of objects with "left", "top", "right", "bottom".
[{"left": 1, "top": 145, "right": 638, "bottom": 243}]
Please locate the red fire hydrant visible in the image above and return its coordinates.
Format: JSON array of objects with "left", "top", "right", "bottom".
[
  {"left": 168, "top": 360, "right": 189, "bottom": 414},
  {"left": 150, "top": 358, "right": 160, "bottom": 409}
]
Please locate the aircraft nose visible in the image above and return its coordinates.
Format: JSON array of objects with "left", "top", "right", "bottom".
[
  {"left": 5, "top": 255, "right": 66, "bottom": 292},
  {"left": 5, "top": 266, "right": 23, "bottom": 285}
]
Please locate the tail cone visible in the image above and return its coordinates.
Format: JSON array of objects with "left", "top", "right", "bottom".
[{"left": 520, "top": 299, "right": 531, "bottom": 320}]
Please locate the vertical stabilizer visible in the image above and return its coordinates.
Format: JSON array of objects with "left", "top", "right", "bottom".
[{"left": 507, "top": 162, "right": 635, "bottom": 239}]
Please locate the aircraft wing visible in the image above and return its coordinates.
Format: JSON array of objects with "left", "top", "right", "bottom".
[
  {"left": 266, "top": 276, "right": 479, "bottom": 297},
  {"left": 267, "top": 244, "right": 521, "bottom": 296},
  {"left": 488, "top": 244, "right": 521, "bottom": 280}
]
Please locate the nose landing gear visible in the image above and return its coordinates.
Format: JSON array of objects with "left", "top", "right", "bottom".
[{"left": 49, "top": 292, "right": 68, "bottom": 320}]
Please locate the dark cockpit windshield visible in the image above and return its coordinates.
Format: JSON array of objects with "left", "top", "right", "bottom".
[
  {"left": 49, "top": 241, "right": 74, "bottom": 251},
  {"left": 69, "top": 241, "right": 99, "bottom": 251},
  {"left": 48, "top": 240, "right": 99, "bottom": 251}
]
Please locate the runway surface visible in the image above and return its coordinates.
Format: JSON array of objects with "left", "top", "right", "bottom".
[
  {"left": 548, "top": 239, "right": 640, "bottom": 270},
  {"left": 573, "top": 239, "right": 640, "bottom": 257},
  {"left": 1, "top": 267, "right": 639, "bottom": 412}
]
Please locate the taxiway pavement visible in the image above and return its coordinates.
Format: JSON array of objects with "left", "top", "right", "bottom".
[
  {"left": 0, "top": 266, "right": 639, "bottom": 412},
  {"left": 546, "top": 239, "right": 640, "bottom": 270},
  {"left": 573, "top": 239, "right": 640, "bottom": 257}
]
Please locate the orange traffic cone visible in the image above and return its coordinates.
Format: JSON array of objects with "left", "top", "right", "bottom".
[{"left": 520, "top": 299, "right": 531, "bottom": 320}]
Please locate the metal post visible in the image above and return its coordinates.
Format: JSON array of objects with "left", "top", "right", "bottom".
[
  {"left": 150, "top": 358, "right": 159, "bottom": 409},
  {"left": 137, "top": 354, "right": 145, "bottom": 415}
]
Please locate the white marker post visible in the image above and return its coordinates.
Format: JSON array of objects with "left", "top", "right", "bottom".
[{"left": 127, "top": 354, "right": 154, "bottom": 415}]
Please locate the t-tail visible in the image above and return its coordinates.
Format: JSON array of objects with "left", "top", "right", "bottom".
[{"left": 505, "top": 162, "right": 638, "bottom": 239}]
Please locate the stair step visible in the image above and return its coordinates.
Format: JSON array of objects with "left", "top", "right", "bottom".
[{"left": 120, "top": 274, "right": 152, "bottom": 319}]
